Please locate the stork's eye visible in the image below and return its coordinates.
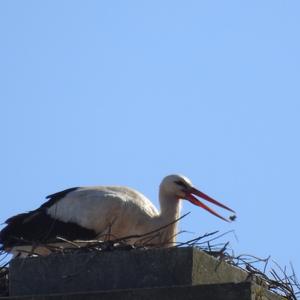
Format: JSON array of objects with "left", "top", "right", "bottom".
[{"left": 175, "top": 181, "right": 187, "bottom": 188}]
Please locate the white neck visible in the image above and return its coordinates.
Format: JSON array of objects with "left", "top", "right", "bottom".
[{"left": 151, "top": 190, "right": 182, "bottom": 247}]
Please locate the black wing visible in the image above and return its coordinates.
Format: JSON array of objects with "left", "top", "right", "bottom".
[
  {"left": 0, "top": 187, "right": 97, "bottom": 249},
  {"left": 40, "top": 187, "right": 79, "bottom": 208}
]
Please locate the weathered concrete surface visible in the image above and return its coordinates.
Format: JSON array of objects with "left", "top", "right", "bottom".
[
  {"left": 1, "top": 283, "right": 284, "bottom": 300},
  {"left": 9, "top": 248, "right": 250, "bottom": 296}
]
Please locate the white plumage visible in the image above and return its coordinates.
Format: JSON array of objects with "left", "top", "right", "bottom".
[{"left": 47, "top": 186, "right": 160, "bottom": 238}]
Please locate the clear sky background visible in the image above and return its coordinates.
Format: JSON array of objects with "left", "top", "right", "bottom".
[{"left": 1, "top": 1, "right": 299, "bottom": 276}]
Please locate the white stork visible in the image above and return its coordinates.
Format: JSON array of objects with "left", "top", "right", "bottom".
[{"left": 0, "top": 174, "right": 235, "bottom": 256}]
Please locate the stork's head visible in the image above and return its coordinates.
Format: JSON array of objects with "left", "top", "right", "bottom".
[{"left": 160, "top": 174, "right": 235, "bottom": 222}]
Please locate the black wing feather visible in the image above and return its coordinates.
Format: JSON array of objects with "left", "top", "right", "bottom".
[
  {"left": 0, "top": 187, "right": 97, "bottom": 249},
  {"left": 41, "top": 187, "right": 79, "bottom": 208}
]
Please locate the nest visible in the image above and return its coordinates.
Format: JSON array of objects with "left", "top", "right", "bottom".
[{"left": 0, "top": 215, "right": 299, "bottom": 299}]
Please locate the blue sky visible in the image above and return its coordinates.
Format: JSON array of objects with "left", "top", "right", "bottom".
[{"left": 1, "top": 1, "right": 300, "bottom": 277}]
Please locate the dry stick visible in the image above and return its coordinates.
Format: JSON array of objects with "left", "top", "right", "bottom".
[
  {"left": 290, "top": 263, "right": 300, "bottom": 297},
  {"left": 53, "top": 212, "right": 192, "bottom": 251},
  {"left": 175, "top": 230, "right": 219, "bottom": 247},
  {"left": 136, "top": 233, "right": 162, "bottom": 247},
  {"left": 56, "top": 237, "right": 81, "bottom": 248},
  {"left": 112, "top": 212, "right": 191, "bottom": 244},
  {"left": 235, "top": 257, "right": 298, "bottom": 299},
  {"left": 197, "top": 230, "right": 236, "bottom": 245},
  {"left": 156, "top": 229, "right": 189, "bottom": 248},
  {"left": 271, "top": 261, "right": 297, "bottom": 298}
]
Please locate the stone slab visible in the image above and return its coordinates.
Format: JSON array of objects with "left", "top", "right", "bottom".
[
  {"left": 9, "top": 248, "right": 249, "bottom": 296},
  {"left": 2, "top": 283, "right": 284, "bottom": 300}
]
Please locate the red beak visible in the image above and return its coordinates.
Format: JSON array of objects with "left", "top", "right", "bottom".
[{"left": 184, "top": 187, "right": 235, "bottom": 222}]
